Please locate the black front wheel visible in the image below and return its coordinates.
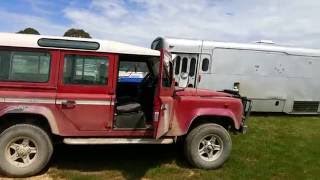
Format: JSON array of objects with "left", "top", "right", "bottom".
[
  {"left": 184, "top": 123, "right": 232, "bottom": 169},
  {"left": 0, "top": 124, "right": 53, "bottom": 177}
]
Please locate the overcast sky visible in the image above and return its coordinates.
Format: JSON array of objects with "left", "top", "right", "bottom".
[{"left": 0, "top": 0, "right": 319, "bottom": 48}]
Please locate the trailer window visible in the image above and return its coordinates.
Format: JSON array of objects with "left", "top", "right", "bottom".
[
  {"left": 64, "top": 55, "right": 109, "bottom": 85},
  {"left": 182, "top": 57, "right": 188, "bottom": 73},
  {"left": 189, "top": 58, "right": 196, "bottom": 77},
  {"left": 175, "top": 56, "right": 181, "bottom": 75},
  {"left": 202, "top": 58, "right": 209, "bottom": 72},
  {"left": 0, "top": 50, "right": 50, "bottom": 82}
]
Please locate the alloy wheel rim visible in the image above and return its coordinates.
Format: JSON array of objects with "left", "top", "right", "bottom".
[
  {"left": 5, "top": 136, "right": 38, "bottom": 168},
  {"left": 198, "top": 134, "right": 223, "bottom": 162}
]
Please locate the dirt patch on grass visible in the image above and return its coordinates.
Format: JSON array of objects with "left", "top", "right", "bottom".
[{"left": 0, "top": 174, "right": 54, "bottom": 180}]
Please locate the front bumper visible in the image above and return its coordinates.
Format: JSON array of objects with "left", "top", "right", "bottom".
[{"left": 220, "top": 89, "right": 252, "bottom": 134}]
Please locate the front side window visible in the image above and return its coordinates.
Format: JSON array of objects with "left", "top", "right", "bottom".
[
  {"left": 162, "top": 62, "right": 173, "bottom": 87},
  {"left": 162, "top": 53, "right": 173, "bottom": 87},
  {"left": 64, "top": 55, "right": 109, "bottom": 85},
  {"left": 0, "top": 50, "right": 50, "bottom": 82}
]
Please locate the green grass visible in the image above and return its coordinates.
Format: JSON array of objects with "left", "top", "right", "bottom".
[{"left": 42, "top": 116, "right": 320, "bottom": 179}]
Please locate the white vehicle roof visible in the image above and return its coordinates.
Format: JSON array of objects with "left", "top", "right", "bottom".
[
  {"left": 0, "top": 32, "right": 160, "bottom": 56},
  {"left": 159, "top": 37, "right": 320, "bottom": 57}
]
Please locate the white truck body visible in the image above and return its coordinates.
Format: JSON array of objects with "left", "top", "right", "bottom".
[{"left": 151, "top": 37, "right": 320, "bottom": 114}]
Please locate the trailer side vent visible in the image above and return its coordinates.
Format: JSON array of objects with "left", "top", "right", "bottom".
[{"left": 293, "top": 101, "right": 319, "bottom": 112}]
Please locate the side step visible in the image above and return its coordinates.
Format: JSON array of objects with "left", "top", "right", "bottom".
[{"left": 63, "top": 138, "right": 174, "bottom": 145}]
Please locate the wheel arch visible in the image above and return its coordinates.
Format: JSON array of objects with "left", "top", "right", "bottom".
[
  {"left": 187, "top": 115, "right": 237, "bottom": 134},
  {"left": 0, "top": 106, "right": 59, "bottom": 135}
]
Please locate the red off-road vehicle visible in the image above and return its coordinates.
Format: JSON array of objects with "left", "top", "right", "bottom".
[{"left": 0, "top": 33, "right": 250, "bottom": 177}]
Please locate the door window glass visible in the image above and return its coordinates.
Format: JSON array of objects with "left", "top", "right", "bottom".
[
  {"left": 0, "top": 50, "right": 50, "bottom": 82},
  {"left": 162, "top": 62, "right": 173, "bottom": 87},
  {"left": 64, "top": 55, "right": 109, "bottom": 85},
  {"left": 162, "top": 53, "right": 173, "bottom": 87}
]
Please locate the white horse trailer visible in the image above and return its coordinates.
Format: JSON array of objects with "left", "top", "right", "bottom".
[{"left": 151, "top": 37, "right": 320, "bottom": 114}]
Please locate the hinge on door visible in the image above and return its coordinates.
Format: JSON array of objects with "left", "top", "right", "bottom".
[{"left": 169, "top": 115, "right": 174, "bottom": 129}]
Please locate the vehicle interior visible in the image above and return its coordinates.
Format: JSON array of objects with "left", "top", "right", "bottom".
[{"left": 114, "top": 54, "right": 160, "bottom": 129}]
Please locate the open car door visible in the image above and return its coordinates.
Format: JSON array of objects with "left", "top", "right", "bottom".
[{"left": 154, "top": 50, "right": 174, "bottom": 139}]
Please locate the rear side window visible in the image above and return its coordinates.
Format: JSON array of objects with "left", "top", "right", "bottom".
[
  {"left": 0, "top": 50, "right": 50, "bottom": 82},
  {"left": 63, "top": 55, "right": 109, "bottom": 85}
]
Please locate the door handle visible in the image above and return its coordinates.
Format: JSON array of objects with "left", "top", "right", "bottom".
[{"left": 61, "top": 100, "right": 76, "bottom": 109}]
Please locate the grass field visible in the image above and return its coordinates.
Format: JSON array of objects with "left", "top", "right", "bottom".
[{"left": 2, "top": 115, "right": 320, "bottom": 180}]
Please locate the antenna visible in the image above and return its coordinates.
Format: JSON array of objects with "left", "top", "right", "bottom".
[{"left": 255, "top": 40, "right": 275, "bottom": 44}]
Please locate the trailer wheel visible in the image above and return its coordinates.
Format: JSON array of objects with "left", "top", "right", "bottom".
[
  {"left": 0, "top": 124, "right": 53, "bottom": 177},
  {"left": 184, "top": 123, "right": 232, "bottom": 169}
]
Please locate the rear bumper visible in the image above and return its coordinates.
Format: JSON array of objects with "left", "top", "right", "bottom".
[{"left": 240, "top": 97, "right": 252, "bottom": 134}]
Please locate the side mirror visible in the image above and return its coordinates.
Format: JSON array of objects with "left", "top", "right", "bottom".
[{"left": 233, "top": 82, "right": 240, "bottom": 92}]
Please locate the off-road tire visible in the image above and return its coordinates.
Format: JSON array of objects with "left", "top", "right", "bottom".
[
  {"left": 184, "top": 123, "right": 232, "bottom": 169},
  {"left": 0, "top": 124, "right": 53, "bottom": 177}
]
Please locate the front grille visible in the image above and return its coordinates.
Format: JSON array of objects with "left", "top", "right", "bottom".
[{"left": 293, "top": 101, "right": 319, "bottom": 113}]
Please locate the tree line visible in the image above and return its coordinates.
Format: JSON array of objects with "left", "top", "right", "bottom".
[{"left": 17, "top": 27, "right": 92, "bottom": 38}]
